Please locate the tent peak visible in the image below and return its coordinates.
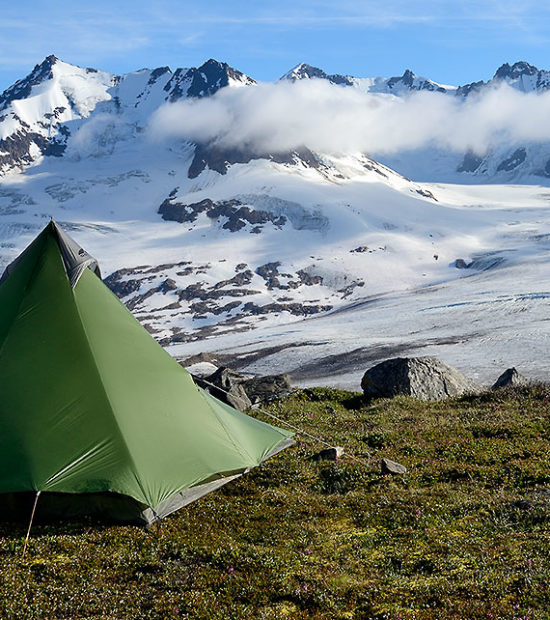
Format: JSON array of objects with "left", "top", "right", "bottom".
[
  {"left": 0, "top": 221, "right": 102, "bottom": 289},
  {"left": 48, "top": 221, "right": 103, "bottom": 287}
]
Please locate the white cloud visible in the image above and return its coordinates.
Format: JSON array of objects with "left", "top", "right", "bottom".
[
  {"left": 67, "top": 114, "right": 134, "bottom": 159},
  {"left": 148, "top": 79, "right": 550, "bottom": 156}
]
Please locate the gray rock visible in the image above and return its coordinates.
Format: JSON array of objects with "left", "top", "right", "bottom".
[
  {"left": 457, "top": 151, "right": 483, "bottom": 173},
  {"left": 381, "top": 458, "right": 407, "bottom": 475},
  {"left": 193, "top": 367, "right": 293, "bottom": 410},
  {"left": 242, "top": 374, "right": 292, "bottom": 405},
  {"left": 195, "top": 367, "right": 252, "bottom": 412},
  {"left": 497, "top": 147, "right": 526, "bottom": 172},
  {"left": 361, "top": 356, "right": 482, "bottom": 401},
  {"left": 312, "top": 446, "right": 344, "bottom": 461},
  {"left": 492, "top": 367, "right": 530, "bottom": 390}
]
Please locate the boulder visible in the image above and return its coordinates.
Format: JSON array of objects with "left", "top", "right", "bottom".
[
  {"left": 241, "top": 374, "right": 292, "bottom": 406},
  {"left": 492, "top": 367, "right": 530, "bottom": 390},
  {"left": 361, "top": 356, "right": 482, "bottom": 401},
  {"left": 192, "top": 367, "right": 293, "bottom": 411},
  {"left": 381, "top": 458, "right": 407, "bottom": 475},
  {"left": 194, "top": 367, "right": 252, "bottom": 412}
]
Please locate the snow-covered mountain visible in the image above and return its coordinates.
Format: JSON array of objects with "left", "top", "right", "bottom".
[
  {"left": 459, "top": 61, "right": 550, "bottom": 95},
  {"left": 282, "top": 60, "right": 550, "bottom": 98},
  {"left": 282, "top": 60, "right": 550, "bottom": 182},
  {"left": 0, "top": 55, "right": 254, "bottom": 175},
  {"left": 0, "top": 56, "right": 548, "bottom": 386},
  {"left": 3, "top": 56, "right": 550, "bottom": 182},
  {"left": 0, "top": 54, "right": 445, "bottom": 338},
  {"left": 281, "top": 62, "right": 454, "bottom": 94},
  {"left": 381, "top": 61, "right": 550, "bottom": 182}
]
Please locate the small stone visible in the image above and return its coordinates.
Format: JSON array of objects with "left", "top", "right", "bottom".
[
  {"left": 312, "top": 446, "right": 344, "bottom": 461},
  {"left": 381, "top": 458, "right": 407, "bottom": 475}
]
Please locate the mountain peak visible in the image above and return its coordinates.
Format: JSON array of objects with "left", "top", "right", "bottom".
[
  {"left": 401, "top": 69, "right": 416, "bottom": 85},
  {"left": 281, "top": 63, "right": 353, "bottom": 86},
  {"left": 0, "top": 55, "right": 62, "bottom": 110},
  {"left": 163, "top": 58, "right": 255, "bottom": 101},
  {"left": 29, "top": 54, "right": 60, "bottom": 80},
  {"left": 387, "top": 69, "right": 417, "bottom": 89},
  {"left": 199, "top": 58, "right": 225, "bottom": 70},
  {"left": 41, "top": 54, "right": 59, "bottom": 67},
  {"left": 283, "top": 63, "right": 326, "bottom": 80},
  {"left": 386, "top": 68, "right": 450, "bottom": 93},
  {"left": 190, "top": 58, "right": 254, "bottom": 96},
  {"left": 494, "top": 61, "right": 539, "bottom": 80}
]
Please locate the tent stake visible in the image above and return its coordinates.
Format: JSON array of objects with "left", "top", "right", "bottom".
[{"left": 22, "top": 491, "right": 41, "bottom": 558}]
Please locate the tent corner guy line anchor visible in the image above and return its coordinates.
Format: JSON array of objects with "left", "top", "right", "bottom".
[{"left": 22, "top": 490, "right": 41, "bottom": 558}]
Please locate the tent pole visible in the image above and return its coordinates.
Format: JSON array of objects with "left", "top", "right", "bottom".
[{"left": 22, "top": 491, "right": 41, "bottom": 558}]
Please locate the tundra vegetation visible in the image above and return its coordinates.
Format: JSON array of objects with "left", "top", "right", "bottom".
[{"left": 1, "top": 385, "right": 549, "bottom": 619}]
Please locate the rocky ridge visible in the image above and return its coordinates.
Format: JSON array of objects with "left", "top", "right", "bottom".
[
  {"left": 0, "top": 56, "right": 254, "bottom": 175},
  {"left": 104, "top": 255, "right": 347, "bottom": 344},
  {"left": 282, "top": 60, "right": 550, "bottom": 180},
  {"left": 2, "top": 55, "right": 550, "bottom": 181}
]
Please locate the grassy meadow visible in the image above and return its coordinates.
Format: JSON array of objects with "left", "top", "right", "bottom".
[{"left": 1, "top": 385, "right": 549, "bottom": 619}]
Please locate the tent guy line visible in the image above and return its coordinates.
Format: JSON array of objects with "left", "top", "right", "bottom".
[{"left": 197, "top": 376, "right": 373, "bottom": 465}]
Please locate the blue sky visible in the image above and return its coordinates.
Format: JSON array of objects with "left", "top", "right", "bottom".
[{"left": 1, "top": 0, "right": 550, "bottom": 91}]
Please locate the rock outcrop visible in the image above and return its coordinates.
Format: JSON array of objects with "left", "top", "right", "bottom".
[
  {"left": 241, "top": 374, "right": 292, "bottom": 406},
  {"left": 361, "top": 356, "right": 482, "bottom": 401}
]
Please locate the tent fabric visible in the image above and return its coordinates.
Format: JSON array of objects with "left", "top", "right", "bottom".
[{"left": 0, "top": 221, "right": 293, "bottom": 524}]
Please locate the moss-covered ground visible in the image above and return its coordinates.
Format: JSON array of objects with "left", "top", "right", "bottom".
[{"left": 1, "top": 385, "right": 549, "bottom": 619}]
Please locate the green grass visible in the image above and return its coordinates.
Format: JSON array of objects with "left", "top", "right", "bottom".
[{"left": 1, "top": 385, "right": 550, "bottom": 619}]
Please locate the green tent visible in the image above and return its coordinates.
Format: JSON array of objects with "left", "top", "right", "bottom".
[{"left": 0, "top": 221, "right": 293, "bottom": 525}]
